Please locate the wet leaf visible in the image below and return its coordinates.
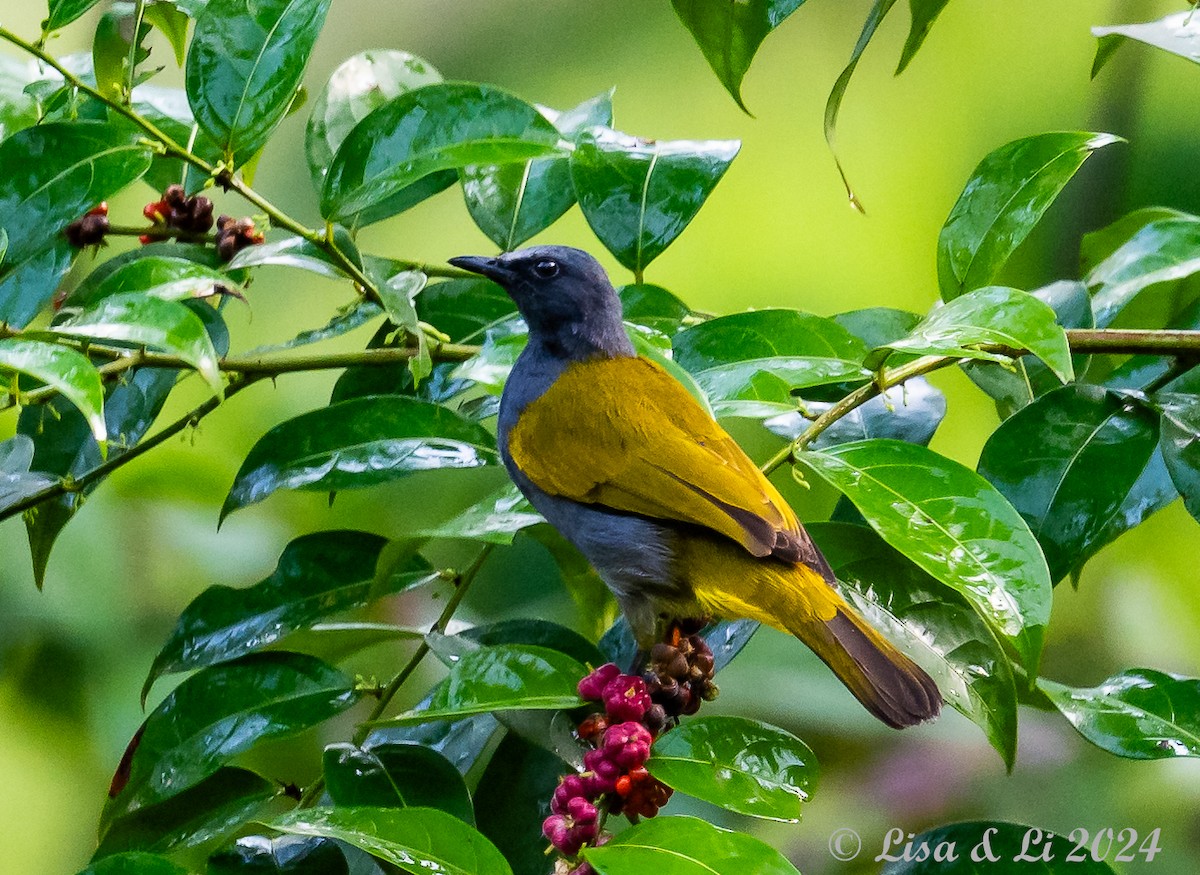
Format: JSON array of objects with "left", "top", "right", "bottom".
[
  {"left": 766, "top": 377, "right": 946, "bottom": 449},
  {"left": 227, "top": 229, "right": 364, "bottom": 280},
  {"left": 186, "top": 0, "right": 331, "bottom": 165},
  {"left": 1092, "top": 11, "right": 1200, "bottom": 78},
  {"left": 208, "top": 834, "right": 349, "bottom": 875},
  {"left": 977, "top": 385, "right": 1168, "bottom": 583},
  {"left": 222, "top": 396, "right": 497, "bottom": 518},
  {"left": 143, "top": 3, "right": 190, "bottom": 67},
  {"left": 76, "top": 256, "right": 241, "bottom": 307},
  {"left": 323, "top": 742, "right": 474, "bottom": 823},
  {"left": 833, "top": 307, "right": 922, "bottom": 350},
  {"left": 95, "top": 767, "right": 279, "bottom": 856},
  {"left": 73, "top": 853, "right": 188, "bottom": 875},
  {"left": 0, "top": 435, "right": 56, "bottom": 515},
  {"left": 618, "top": 283, "right": 693, "bottom": 334},
  {"left": 374, "top": 644, "right": 585, "bottom": 725},
  {"left": 879, "top": 821, "right": 1119, "bottom": 873},
  {"left": 896, "top": 0, "right": 952, "bottom": 73},
  {"left": 938, "top": 132, "right": 1122, "bottom": 300},
  {"left": 670, "top": 0, "right": 805, "bottom": 113},
  {"left": 129, "top": 85, "right": 223, "bottom": 192},
  {"left": 1086, "top": 216, "right": 1200, "bottom": 327},
  {"left": 417, "top": 278, "right": 516, "bottom": 343},
  {"left": 570, "top": 126, "right": 739, "bottom": 276},
  {"left": 0, "top": 339, "right": 106, "bottom": 443},
  {"left": 647, "top": 716, "right": 816, "bottom": 821},
  {"left": 248, "top": 300, "right": 384, "bottom": 355},
  {"left": 414, "top": 482, "right": 542, "bottom": 544},
  {"left": 463, "top": 90, "right": 613, "bottom": 250},
  {"left": 584, "top": 815, "right": 800, "bottom": 875},
  {"left": 1156, "top": 392, "right": 1200, "bottom": 523},
  {"left": 871, "top": 285, "right": 1073, "bottom": 383},
  {"left": 798, "top": 439, "right": 1051, "bottom": 673},
  {"left": 323, "top": 83, "right": 564, "bottom": 226},
  {"left": 266, "top": 806, "right": 512, "bottom": 875},
  {"left": 104, "top": 652, "right": 357, "bottom": 824},
  {"left": 50, "top": 293, "right": 222, "bottom": 392},
  {"left": 1079, "top": 207, "right": 1194, "bottom": 273},
  {"left": 1041, "top": 668, "right": 1200, "bottom": 759},
  {"left": 812, "top": 522, "right": 1018, "bottom": 768},
  {"left": 306, "top": 49, "right": 443, "bottom": 195},
  {"left": 473, "top": 733, "right": 561, "bottom": 875}
]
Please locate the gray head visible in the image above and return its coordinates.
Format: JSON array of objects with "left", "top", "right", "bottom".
[{"left": 448, "top": 245, "right": 633, "bottom": 359}]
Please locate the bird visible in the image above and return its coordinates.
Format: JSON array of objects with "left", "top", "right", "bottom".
[{"left": 448, "top": 245, "right": 941, "bottom": 729}]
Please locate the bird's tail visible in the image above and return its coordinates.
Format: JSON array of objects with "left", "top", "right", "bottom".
[{"left": 683, "top": 534, "right": 942, "bottom": 729}]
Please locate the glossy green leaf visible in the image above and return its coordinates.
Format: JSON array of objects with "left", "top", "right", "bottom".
[
  {"left": 130, "top": 85, "right": 223, "bottom": 192},
  {"left": 767, "top": 377, "right": 945, "bottom": 449},
  {"left": 376, "top": 644, "right": 585, "bottom": 725},
  {"left": 50, "top": 293, "right": 222, "bottom": 391},
  {"left": 896, "top": 0, "right": 952, "bottom": 73},
  {"left": 1093, "top": 12, "right": 1200, "bottom": 78},
  {"left": 1041, "top": 669, "right": 1200, "bottom": 759},
  {"left": 584, "top": 815, "right": 800, "bottom": 875},
  {"left": 186, "top": 0, "right": 331, "bottom": 165},
  {"left": 463, "top": 90, "right": 613, "bottom": 251},
  {"left": 670, "top": 0, "right": 804, "bottom": 113},
  {"left": 208, "top": 834, "right": 349, "bottom": 875},
  {"left": 143, "top": 531, "right": 432, "bottom": 699},
  {"left": 460, "top": 618, "right": 606, "bottom": 669},
  {"left": 95, "top": 767, "right": 279, "bottom": 856},
  {"left": 92, "top": 7, "right": 149, "bottom": 102},
  {"left": 938, "top": 132, "right": 1122, "bottom": 301},
  {"left": 324, "top": 742, "right": 474, "bottom": 822},
  {"left": 415, "top": 482, "right": 542, "bottom": 544},
  {"left": 472, "top": 733, "right": 562, "bottom": 875},
  {"left": 373, "top": 268, "right": 425, "bottom": 336},
  {"left": 143, "top": 2, "right": 190, "bottom": 67},
  {"left": 0, "top": 57, "right": 39, "bottom": 141},
  {"left": 0, "top": 122, "right": 151, "bottom": 326},
  {"left": 0, "top": 435, "right": 55, "bottom": 515},
  {"left": 266, "top": 806, "right": 512, "bottom": 875},
  {"left": 105, "top": 652, "right": 356, "bottom": 823},
  {"left": 812, "top": 522, "right": 1018, "bottom": 768},
  {"left": 833, "top": 307, "right": 922, "bottom": 350},
  {"left": 44, "top": 0, "right": 105, "bottom": 31},
  {"left": 799, "top": 439, "right": 1051, "bottom": 672},
  {"left": 73, "top": 853, "right": 188, "bottom": 875},
  {"left": 1155, "top": 393, "right": 1200, "bottom": 523},
  {"left": 1086, "top": 217, "right": 1200, "bottom": 327},
  {"left": 0, "top": 339, "right": 106, "bottom": 443},
  {"left": 570, "top": 127, "right": 738, "bottom": 275},
  {"left": 618, "top": 283, "right": 692, "bottom": 334},
  {"left": 323, "top": 83, "right": 564, "bottom": 225},
  {"left": 77, "top": 256, "right": 240, "bottom": 307},
  {"left": 647, "top": 716, "right": 816, "bottom": 821},
  {"left": 1079, "top": 207, "right": 1194, "bottom": 273},
  {"left": 417, "top": 278, "right": 516, "bottom": 343},
  {"left": 227, "top": 230, "right": 363, "bottom": 280},
  {"left": 247, "top": 300, "right": 384, "bottom": 356},
  {"left": 879, "top": 821, "right": 1119, "bottom": 873},
  {"left": 871, "top": 285, "right": 1073, "bottom": 382},
  {"left": 306, "top": 49, "right": 443, "bottom": 195},
  {"left": 222, "top": 396, "right": 496, "bottom": 518},
  {"left": 977, "top": 385, "right": 1167, "bottom": 584}
]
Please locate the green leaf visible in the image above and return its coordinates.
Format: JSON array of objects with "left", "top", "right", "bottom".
[
  {"left": 871, "top": 285, "right": 1073, "bottom": 382},
  {"left": 324, "top": 742, "right": 474, "bottom": 823},
  {"left": 186, "top": 0, "right": 331, "bottom": 165},
  {"left": 473, "top": 733, "right": 562, "bottom": 875},
  {"left": 95, "top": 767, "right": 280, "bottom": 857},
  {"left": 977, "top": 385, "right": 1167, "bottom": 584},
  {"left": 811, "top": 522, "right": 1018, "bottom": 768},
  {"left": 878, "top": 821, "right": 1119, "bottom": 873},
  {"left": 266, "top": 806, "right": 512, "bottom": 875},
  {"left": 570, "top": 126, "right": 739, "bottom": 276},
  {"left": 460, "top": 618, "right": 606, "bottom": 668},
  {"left": 143, "top": 531, "right": 432, "bottom": 700},
  {"left": 70, "top": 243, "right": 226, "bottom": 307},
  {"left": 246, "top": 300, "right": 383, "bottom": 355},
  {"left": 0, "top": 436, "right": 55, "bottom": 515},
  {"left": 673, "top": 309, "right": 869, "bottom": 417},
  {"left": 105, "top": 652, "right": 357, "bottom": 824},
  {"left": 92, "top": 7, "right": 149, "bottom": 102},
  {"left": 0, "top": 339, "right": 106, "bottom": 443},
  {"left": 767, "top": 377, "right": 945, "bottom": 449},
  {"left": 938, "top": 132, "right": 1122, "bottom": 301},
  {"left": 72, "top": 853, "right": 188, "bottom": 875},
  {"left": 44, "top": 0, "right": 106, "bottom": 31},
  {"left": 0, "top": 122, "right": 151, "bottom": 326},
  {"left": 619, "top": 283, "right": 693, "bottom": 334},
  {"left": 376, "top": 644, "right": 585, "bottom": 725},
  {"left": 1079, "top": 207, "right": 1193, "bottom": 273},
  {"left": 208, "top": 835, "right": 349, "bottom": 875},
  {"left": 1041, "top": 668, "right": 1200, "bottom": 759},
  {"left": 222, "top": 396, "right": 497, "bottom": 518},
  {"left": 1086, "top": 216, "right": 1200, "bottom": 327},
  {"left": 322, "top": 83, "right": 565, "bottom": 225},
  {"left": 798, "top": 439, "right": 1051, "bottom": 673},
  {"left": 50, "top": 293, "right": 222, "bottom": 392},
  {"left": 823, "top": 0, "right": 899, "bottom": 213},
  {"left": 227, "top": 229, "right": 364, "bottom": 280},
  {"left": 670, "top": 0, "right": 805, "bottom": 114},
  {"left": 414, "top": 482, "right": 542, "bottom": 545},
  {"left": 374, "top": 268, "right": 425, "bottom": 336},
  {"left": 647, "top": 716, "right": 816, "bottom": 821},
  {"left": 76, "top": 256, "right": 241, "bottom": 307},
  {"left": 896, "top": 0, "right": 952, "bottom": 73},
  {"left": 0, "top": 57, "right": 39, "bottom": 141},
  {"left": 1155, "top": 393, "right": 1200, "bottom": 523},
  {"left": 306, "top": 50, "right": 443, "bottom": 196},
  {"left": 417, "top": 278, "right": 516, "bottom": 343},
  {"left": 1092, "top": 12, "right": 1200, "bottom": 78},
  {"left": 462, "top": 90, "right": 613, "bottom": 250},
  {"left": 584, "top": 816, "right": 800, "bottom": 875},
  {"left": 130, "top": 85, "right": 223, "bottom": 192},
  {"left": 143, "top": 3, "right": 191, "bottom": 67}
]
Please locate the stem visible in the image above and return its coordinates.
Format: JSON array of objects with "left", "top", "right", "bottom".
[
  {"left": 104, "top": 224, "right": 211, "bottom": 242},
  {"left": 125, "top": 0, "right": 147, "bottom": 104}
]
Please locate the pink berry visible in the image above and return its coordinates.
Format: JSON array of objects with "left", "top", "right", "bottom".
[
  {"left": 578, "top": 663, "right": 621, "bottom": 701},
  {"left": 602, "top": 675, "right": 652, "bottom": 722}
]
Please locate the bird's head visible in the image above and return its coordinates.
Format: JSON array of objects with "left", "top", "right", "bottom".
[{"left": 448, "top": 245, "right": 631, "bottom": 357}]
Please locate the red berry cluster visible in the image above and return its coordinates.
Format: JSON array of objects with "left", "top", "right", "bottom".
[
  {"left": 64, "top": 203, "right": 110, "bottom": 247},
  {"left": 141, "top": 184, "right": 215, "bottom": 243},
  {"left": 214, "top": 214, "right": 265, "bottom": 261}
]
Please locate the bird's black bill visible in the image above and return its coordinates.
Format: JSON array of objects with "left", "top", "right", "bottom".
[{"left": 448, "top": 255, "right": 515, "bottom": 285}]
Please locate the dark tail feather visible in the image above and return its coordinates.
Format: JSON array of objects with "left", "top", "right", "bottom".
[{"left": 793, "top": 608, "right": 942, "bottom": 729}]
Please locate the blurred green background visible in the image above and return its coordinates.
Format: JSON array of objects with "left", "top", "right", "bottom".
[{"left": 2, "top": 1, "right": 1199, "bottom": 872}]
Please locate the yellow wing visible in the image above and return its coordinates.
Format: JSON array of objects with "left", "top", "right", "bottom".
[{"left": 509, "top": 356, "right": 822, "bottom": 567}]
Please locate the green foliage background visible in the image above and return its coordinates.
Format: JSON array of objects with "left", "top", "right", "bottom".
[{"left": 1, "top": 1, "right": 1198, "bottom": 872}]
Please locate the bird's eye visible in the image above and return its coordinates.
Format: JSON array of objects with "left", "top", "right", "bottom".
[{"left": 532, "top": 259, "right": 560, "bottom": 279}]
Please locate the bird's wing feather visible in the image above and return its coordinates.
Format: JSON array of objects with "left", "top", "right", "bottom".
[{"left": 509, "top": 356, "right": 825, "bottom": 568}]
